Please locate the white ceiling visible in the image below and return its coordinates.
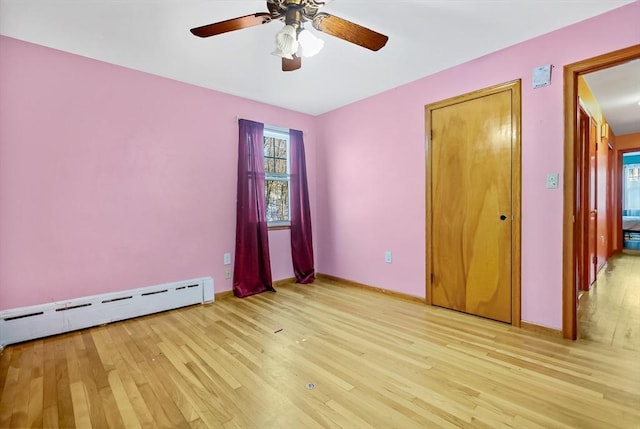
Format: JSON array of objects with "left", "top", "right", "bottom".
[
  {"left": 583, "top": 59, "right": 640, "bottom": 136},
  {"left": 0, "top": 0, "right": 636, "bottom": 116}
]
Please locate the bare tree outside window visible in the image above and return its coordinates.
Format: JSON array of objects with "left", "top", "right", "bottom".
[{"left": 263, "top": 131, "right": 290, "bottom": 225}]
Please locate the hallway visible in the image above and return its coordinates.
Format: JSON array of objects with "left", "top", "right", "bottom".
[{"left": 578, "top": 252, "right": 640, "bottom": 351}]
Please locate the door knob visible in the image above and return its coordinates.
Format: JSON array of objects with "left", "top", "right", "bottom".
[{"left": 500, "top": 215, "right": 507, "bottom": 220}]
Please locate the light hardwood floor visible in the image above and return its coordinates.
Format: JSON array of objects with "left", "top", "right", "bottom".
[
  {"left": 579, "top": 251, "right": 640, "bottom": 351},
  {"left": 1, "top": 278, "right": 639, "bottom": 428}
]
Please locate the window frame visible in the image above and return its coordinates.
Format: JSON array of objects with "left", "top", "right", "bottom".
[{"left": 263, "top": 126, "right": 291, "bottom": 228}]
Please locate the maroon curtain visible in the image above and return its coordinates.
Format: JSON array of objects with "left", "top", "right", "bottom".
[
  {"left": 289, "top": 129, "right": 315, "bottom": 283},
  {"left": 233, "top": 119, "right": 274, "bottom": 297}
]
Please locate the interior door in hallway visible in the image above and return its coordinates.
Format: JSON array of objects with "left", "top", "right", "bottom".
[
  {"left": 576, "top": 106, "right": 598, "bottom": 291},
  {"left": 427, "top": 82, "right": 521, "bottom": 324},
  {"left": 588, "top": 118, "right": 598, "bottom": 286}
]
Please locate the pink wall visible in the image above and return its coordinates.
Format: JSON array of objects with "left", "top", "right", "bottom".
[
  {"left": 1, "top": 3, "right": 638, "bottom": 327},
  {"left": 0, "top": 36, "right": 317, "bottom": 310},
  {"left": 315, "top": 2, "right": 640, "bottom": 329}
]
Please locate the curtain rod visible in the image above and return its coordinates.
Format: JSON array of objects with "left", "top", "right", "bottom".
[{"left": 235, "top": 116, "right": 306, "bottom": 135}]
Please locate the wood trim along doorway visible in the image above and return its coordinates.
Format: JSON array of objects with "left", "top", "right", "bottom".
[
  {"left": 562, "top": 44, "right": 640, "bottom": 340},
  {"left": 425, "top": 80, "right": 522, "bottom": 327}
]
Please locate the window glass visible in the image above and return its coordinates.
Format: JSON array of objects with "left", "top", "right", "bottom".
[{"left": 263, "top": 128, "right": 290, "bottom": 226}]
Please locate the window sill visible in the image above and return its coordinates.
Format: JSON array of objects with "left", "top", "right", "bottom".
[{"left": 268, "top": 225, "right": 291, "bottom": 231}]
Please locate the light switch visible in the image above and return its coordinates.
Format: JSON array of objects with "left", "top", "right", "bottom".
[{"left": 224, "top": 253, "right": 232, "bottom": 265}]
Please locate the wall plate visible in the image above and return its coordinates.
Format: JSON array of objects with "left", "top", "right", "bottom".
[{"left": 533, "top": 64, "right": 552, "bottom": 89}]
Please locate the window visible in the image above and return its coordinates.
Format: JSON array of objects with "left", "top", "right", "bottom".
[
  {"left": 623, "top": 163, "right": 640, "bottom": 214},
  {"left": 263, "top": 127, "right": 290, "bottom": 227}
]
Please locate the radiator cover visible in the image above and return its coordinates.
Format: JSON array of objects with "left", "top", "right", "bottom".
[{"left": 0, "top": 277, "right": 214, "bottom": 348}]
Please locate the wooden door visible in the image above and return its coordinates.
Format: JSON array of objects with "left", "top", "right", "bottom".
[
  {"left": 588, "top": 119, "right": 598, "bottom": 286},
  {"left": 427, "top": 81, "right": 521, "bottom": 324},
  {"left": 576, "top": 107, "right": 598, "bottom": 291},
  {"left": 607, "top": 143, "right": 614, "bottom": 258},
  {"left": 577, "top": 106, "right": 590, "bottom": 292}
]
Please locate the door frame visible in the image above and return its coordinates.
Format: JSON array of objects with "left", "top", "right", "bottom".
[
  {"left": 425, "top": 79, "right": 522, "bottom": 327},
  {"left": 562, "top": 44, "right": 640, "bottom": 340},
  {"left": 576, "top": 104, "right": 591, "bottom": 293},
  {"left": 606, "top": 142, "right": 614, "bottom": 259},
  {"left": 617, "top": 147, "right": 640, "bottom": 250},
  {"left": 588, "top": 115, "right": 598, "bottom": 287}
]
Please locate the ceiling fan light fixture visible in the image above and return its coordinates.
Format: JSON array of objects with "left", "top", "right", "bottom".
[
  {"left": 191, "top": 0, "right": 389, "bottom": 71},
  {"left": 272, "top": 24, "right": 299, "bottom": 59},
  {"left": 298, "top": 28, "right": 324, "bottom": 58}
]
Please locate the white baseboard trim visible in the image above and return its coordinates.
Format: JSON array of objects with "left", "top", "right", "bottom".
[{"left": 0, "top": 276, "right": 214, "bottom": 348}]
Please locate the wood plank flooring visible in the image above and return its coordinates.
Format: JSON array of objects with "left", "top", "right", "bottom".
[
  {"left": 1, "top": 278, "right": 639, "bottom": 428},
  {"left": 579, "top": 251, "right": 640, "bottom": 351}
]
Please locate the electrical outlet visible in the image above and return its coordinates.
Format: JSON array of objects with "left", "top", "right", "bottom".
[
  {"left": 384, "top": 251, "right": 392, "bottom": 264},
  {"left": 546, "top": 173, "right": 559, "bottom": 189},
  {"left": 225, "top": 269, "right": 232, "bottom": 280},
  {"left": 224, "top": 253, "right": 232, "bottom": 265}
]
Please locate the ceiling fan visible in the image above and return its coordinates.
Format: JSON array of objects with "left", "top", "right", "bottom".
[{"left": 190, "top": 0, "right": 389, "bottom": 72}]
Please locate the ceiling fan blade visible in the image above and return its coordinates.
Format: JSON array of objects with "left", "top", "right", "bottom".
[
  {"left": 191, "top": 13, "right": 272, "bottom": 38},
  {"left": 312, "top": 13, "right": 388, "bottom": 51},
  {"left": 282, "top": 55, "right": 302, "bottom": 72}
]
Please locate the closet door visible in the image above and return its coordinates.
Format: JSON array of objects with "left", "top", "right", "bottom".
[{"left": 427, "top": 82, "right": 520, "bottom": 323}]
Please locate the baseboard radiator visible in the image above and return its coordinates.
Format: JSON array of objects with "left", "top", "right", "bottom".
[{"left": 0, "top": 277, "right": 214, "bottom": 348}]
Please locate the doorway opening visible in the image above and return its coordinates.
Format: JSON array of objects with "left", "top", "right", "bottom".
[
  {"left": 622, "top": 151, "right": 640, "bottom": 250},
  {"left": 563, "top": 44, "right": 640, "bottom": 340}
]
